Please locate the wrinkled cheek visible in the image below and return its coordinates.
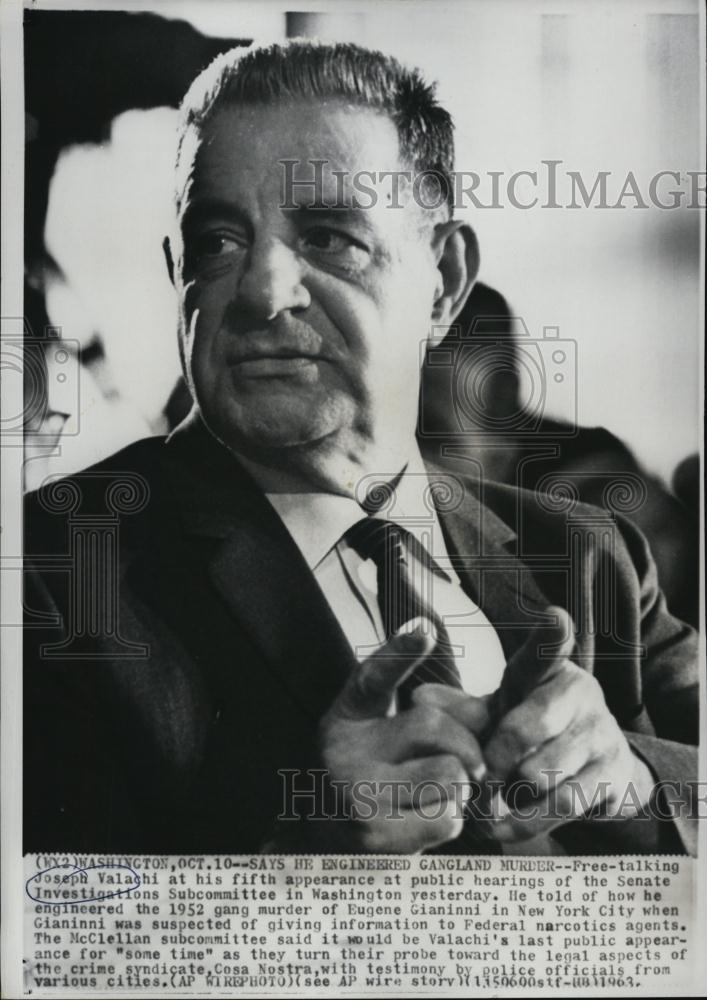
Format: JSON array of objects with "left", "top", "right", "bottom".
[
  {"left": 180, "top": 271, "right": 237, "bottom": 362},
  {"left": 181, "top": 310, "right": 200, "bottom": 383},
  {"left": 179, "top": 281, "right": 217, "bottom": 384},
  {"left": 182, "top": 278, "right": 201, "bottom": 317},
  {"left": 177, "top": 281, "right": 197, "bottom": 351}
]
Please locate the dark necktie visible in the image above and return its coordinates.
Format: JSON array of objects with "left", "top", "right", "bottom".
[
  {"left": 345, "top": 518, "right": 503, "bottom": 855},
  {"left": 344, "top": 517, "right": 462, "bottom": 702}
]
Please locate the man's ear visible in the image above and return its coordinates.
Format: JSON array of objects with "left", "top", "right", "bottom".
[
  {"left": 163, "top": 236, "right": 176, "bottom": 287},
  {"left": 430, "top": 220, "right": 480, "bottom": 324}
]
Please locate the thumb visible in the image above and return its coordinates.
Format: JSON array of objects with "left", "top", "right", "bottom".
[
  {"left": 492, "top": 606, "right": 575, "bottom": 721},
  {"left": 333, "top": 617, "right": 436, "bottom": 720},
  {"left": 413, "top": 684, "right": 492, "bottom": 737}
]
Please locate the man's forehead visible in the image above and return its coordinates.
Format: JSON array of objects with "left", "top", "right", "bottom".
[
  {"left": 176, "top": 100, "right": 438, "bottom": 231},
  {"left": 190, "top": 100, "right": 407, "bottom": 188}
]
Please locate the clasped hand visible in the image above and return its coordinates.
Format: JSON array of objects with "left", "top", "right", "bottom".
[{"left": 318, "top": 608, "right": 654, "bottom": 853}]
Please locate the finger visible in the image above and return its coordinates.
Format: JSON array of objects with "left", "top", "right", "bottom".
[
  {"left": 366, "top": 753, "right": 471, "bottom": 812},
  {"left": 356, "top": 787, "right": 466, "bottom": 853},
  {"left": 490, "top": 606, "right": 576, "bottom": 723},
  {"left": 388, "top": 704, "right": 486, "bottom": 780},
  {"left": 487, "top": 757, "right": 612, "bottom": 842},
  {"left": 485, "top": 661, "right": 583, "bottom": 779},
  {"left": 514, "top": 709, "right": 613, "bottom": 795},
  {"left": 412, "top": 684, "right": 492, "bottom": 736},
  {"left": 334, "top": 618, "right": 436, "bottom": 720}
]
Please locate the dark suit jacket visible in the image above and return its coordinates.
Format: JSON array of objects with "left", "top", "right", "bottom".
[{"left": 23, "top": 416, "right": 700, "bottom": 855}]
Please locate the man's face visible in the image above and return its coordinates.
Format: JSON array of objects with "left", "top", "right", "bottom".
[{"left": 172, "top": 101, "right": 442, "bottom": 470}]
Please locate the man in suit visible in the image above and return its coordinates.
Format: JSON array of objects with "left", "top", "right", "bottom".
[{"left": 24, "top": 40, "right": 699, "bottom": 856}]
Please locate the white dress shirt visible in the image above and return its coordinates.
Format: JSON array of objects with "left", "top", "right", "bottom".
[{"left": 262, "top": 450, "right": 506, "bottom": 698}]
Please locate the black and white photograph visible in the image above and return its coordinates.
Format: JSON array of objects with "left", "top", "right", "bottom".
[{"left": 2, "top": 0, "right": 705, "bottom": 996}]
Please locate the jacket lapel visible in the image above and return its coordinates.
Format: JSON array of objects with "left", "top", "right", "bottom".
[
  {"left": 165, "top": 416, "right": 357, "bottom": 722},
  {"left": 207, "top": 527, "right": 357, "bottom": 721},
  {"left": 425, "top": 460, "right": 554, "bottom": 661}
]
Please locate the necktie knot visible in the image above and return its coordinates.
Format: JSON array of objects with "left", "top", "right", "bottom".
[
  {"left": 345, "top": 517, "right": 405, "bottom": 564},
  {"left": 342, "top": 515, "right": 462, "bottom": 697},
  {"left": 345, "top": 516, "right": 445, "bottom": 579}
]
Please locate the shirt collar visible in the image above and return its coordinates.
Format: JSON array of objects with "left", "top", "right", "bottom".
[{"left": 262, "top": 448, "right": 459, "bottom": 581}]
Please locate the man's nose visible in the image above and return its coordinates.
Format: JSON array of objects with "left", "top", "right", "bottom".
[{"left": 235, "top": 238, "right": 310, "bottom": 321}]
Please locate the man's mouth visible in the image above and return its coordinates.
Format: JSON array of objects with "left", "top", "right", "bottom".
[{"left": 230, "top": 352, "right": 321, "bottom": 377}]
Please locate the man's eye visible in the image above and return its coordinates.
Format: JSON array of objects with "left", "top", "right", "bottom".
[
  {"left": 300, "top": 228, "right": 367, "bottom": 258},
  {"left": 194, "top": 233, "right": 244, "bottom": 259}
]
